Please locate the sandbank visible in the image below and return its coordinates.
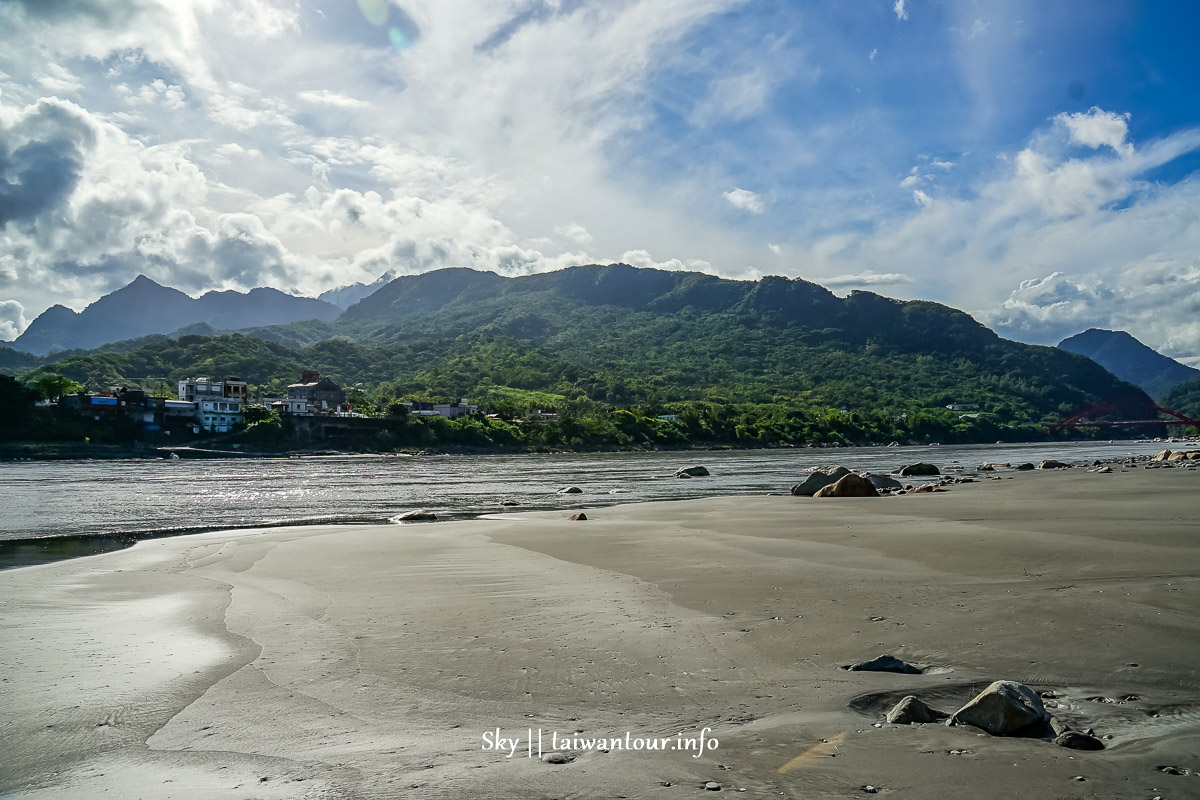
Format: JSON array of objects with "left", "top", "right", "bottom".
[{"left": 1, "top": 466, "right": 1199, "bottom": 798}]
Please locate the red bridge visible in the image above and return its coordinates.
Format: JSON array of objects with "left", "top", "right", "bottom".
[{"left": 1049, "top": 403, "right": 1200, "bottom": 433}]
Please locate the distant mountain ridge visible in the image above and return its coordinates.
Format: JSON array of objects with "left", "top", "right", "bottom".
[
  {"left": 318, "top": 269, "right": 398, "bottom": 309},
  {"left": 8, "top": 265, "right": 1158, "bottom": 431},
  {"left": 10, "top": 275, "right": 341, "bottom": 356},
  {"left": 1058, "top": 328, "right": 1200, "bottom": 399}
]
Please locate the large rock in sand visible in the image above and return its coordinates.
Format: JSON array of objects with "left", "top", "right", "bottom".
[
  {"left": 947, "top": 680, "right": 1049, "bottom": 736},
  {"left": 896, "top": 462, "right": 940, "bottom": 476},
  {"left": 1150, "top": 449, "right": 1173, "bottom": 462},
  {"left": 848, "top": 654, "right": 921, "bottom": 674},
  {"left": 886, "top": 695, "right": 944, "bottom": 724},
  {"left": 791, "top": 465, "right": 851, "bottom": 496},
  {"left": 1037, "top": 460, "right": 1069, "bottom": 469},
  {"left": 813, "top": 473, "right": 879, "bottom": 498}
]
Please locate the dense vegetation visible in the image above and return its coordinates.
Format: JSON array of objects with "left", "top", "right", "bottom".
[
  {"left": 1161, "top": 375, "right": 1200, "bottom": 423},
  {"left": 1, "top": 265, "right": 1160, "bottom": 451}
]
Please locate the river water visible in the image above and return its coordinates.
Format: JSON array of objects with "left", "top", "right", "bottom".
[{"left": 0, "top": 440, "right": 1180, "bottom": 549}]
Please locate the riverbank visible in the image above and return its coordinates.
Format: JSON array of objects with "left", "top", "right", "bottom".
[{"left": 2, "top": 466, "right": 1199, "bottom": 798}]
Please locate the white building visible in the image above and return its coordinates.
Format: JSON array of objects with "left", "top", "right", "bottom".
[{"left": 178, "top": 377, "right": 246, "bottom": 432}]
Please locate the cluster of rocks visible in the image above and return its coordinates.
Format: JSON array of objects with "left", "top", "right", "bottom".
[
  {"left": 789, "top": 462, "right": 988, "bottom": 498},
  {"left": 884, "top": 680, "right": 1106, "bottom": 751}
]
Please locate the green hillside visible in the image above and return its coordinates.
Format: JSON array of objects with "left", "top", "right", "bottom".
[{"left": 6, "top": 265, "right": 1158, "bottom": 449}]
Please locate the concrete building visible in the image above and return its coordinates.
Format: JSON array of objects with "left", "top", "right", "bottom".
[
  {"left": 285, "top": 372, "right": 346, "bottom": 415},
  {"left": 177, "top": 376, "right": 246, "bottom": 432}
]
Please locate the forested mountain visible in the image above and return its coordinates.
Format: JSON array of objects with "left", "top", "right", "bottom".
[
  {"left": 1058, "top": 328, "right": 1200, "bottom": 399},
  {"left": 8, "top": 275, "right": 341, "bottom": 355},
  {"left": 16, "top": 265, "right": 1152, "bottom": 431},
  {"left": 1161, "top": 376, "right": 1200, "bottom": 421}
]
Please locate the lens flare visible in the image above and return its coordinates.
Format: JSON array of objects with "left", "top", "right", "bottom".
[
  {"left": 356, "top": 0, "right": 388, "bottom": 27},
  {"left": 388, "top": 26, "right": 412, "bottom": 50}
]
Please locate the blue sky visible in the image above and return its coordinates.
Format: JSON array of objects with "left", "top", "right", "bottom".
[{"left": 1, "top": 0, "right": 1199, "bottom": 363}]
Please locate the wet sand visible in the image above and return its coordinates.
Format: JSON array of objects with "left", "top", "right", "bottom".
[{"left": 2, "top": 466, "right": 1199, "bottom": 798}]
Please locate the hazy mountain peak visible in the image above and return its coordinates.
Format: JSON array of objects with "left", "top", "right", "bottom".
[{"left": 1059, "top": 328, "right": 1200, "bottom": 399}]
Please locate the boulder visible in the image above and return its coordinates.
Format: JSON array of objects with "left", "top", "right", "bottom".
[
  {"left": 790, "top": 465, "right": 851, "bottom": 496},
  {"left": 1089, "top": 466, "right": 1113, "bottom": 474},
  {"left": 1015, "top": 463, "right": 1035, "bottom": 471},
  {"left": 558, "top": 486, "right": 583, "bottom": 494},
  {"left": 886, "top": 695, "right": 944, "bottom": 724},
  {"left": 675, "top": 465, "right": 710, "bottom": 477},
  {"left": 910, "top": 484, "right": 946, "bottom": 493},
  {"left": 392, "top": 510, "right": 437, "bottom": 522},
  {"left": 541, "top": 752, "right": 572, "bottom": 764},
  {"left": 1150, "top": 449, "right": 1173, "bottom": 462},
  {"left": 896, "top": 462, "right": 940, "bottom": 476},
  {"left": 1038, "top": 460, "right": 1069, "bottom": 469},
  {"left": 1054, "top": 731, "right": 1105, "bottom": 751},
  {"left": 865, "top": 473, "right": 904, "bottom": 491},
  {"left": 978, "top": 462, "right": 1010, "bottom": 471},
  {"left": 813, "top": 473, "right": 879, "bottom": 498},
  {"left": 947, "top": 681, "right": 1049, "bottom": 736},
  {"left": 1167, "top": 451, "right": 1189, "bottom": 461},
  {"left": 569, "top": 512, "right": 588, "bottom": 521},
  {"left": 848, "top": 654, "right": 921, "bottom": 674}
]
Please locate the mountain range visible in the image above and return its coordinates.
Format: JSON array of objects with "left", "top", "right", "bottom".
[
  {"left": 1058, "top": 328, "right": 1200, "bottom": 400},
  {"left": 7, "top": 276, "right": 340, "bottom": 356},
  {"left": 4, "top": 264, "right": 1159, "bottom": 430}
]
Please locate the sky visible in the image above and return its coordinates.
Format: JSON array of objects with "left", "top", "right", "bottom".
[{"left": 1, "top": 0, "right": 1199, "bottom": 364}]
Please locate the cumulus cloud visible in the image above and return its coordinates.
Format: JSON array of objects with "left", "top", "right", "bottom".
[
  {"left": 620, "top": 249, "right": 717, "bottom": 275},
  {"left": 912, "top": 189, "right": 932, "bottom": 209},
  {"left": 0, "top": 97, "right": 95, "bottom": 227},
  {"left": 767, "top": 242, "right": 781, "bottom": 255},
  {"left": 986, "top": 258, "right": 1200, "bottom": 367},
  {"left": 893, "top": 0, "right": 908, "bottom": 21},
  {"left": 723, "top": 187, "right": 765, "bottom": 214},
  {"left": 0, "top": 298, "right": 27, "bottom": 340},
  {"left": 1055, "top": 107, "right": 1133, "bottom": 157}
]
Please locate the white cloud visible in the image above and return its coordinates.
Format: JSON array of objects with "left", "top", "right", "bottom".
[
  {"left": 36, "top": 63, "right": 82, "bottom": 94},
  {"left": 893, "top": 0, "right": 908, "bottom": 21},
  {"left": 723, "top": 187, "right": 765, "bottom": 214},
  {"left": 296, "top": 89, "right": 369, "bottom": 110},
  {"left": 869, "top": 48, "right": 877, "bottom": 61},
  {"left": 620, "top": 249, "right": 718, "bottom": 276},
  {"left": 555, "top": 222, "right": 594, "bottom": 246},
  {"left": 821, "top": 271, "right": 914, "bottom": 290},
  {"left": 767, "top": 242, "right": 781, "bottom": 254},
  {"left": 0, "top": 299, "right": 27, "bottom": 340},
  {"left": 1055, "top": 107, "right": 1133, "bottom": 157},
  {"left": 912, "top": 189, "right": 932, "bottom": 208}
]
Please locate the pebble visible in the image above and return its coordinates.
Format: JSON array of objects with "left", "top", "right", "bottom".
[{"left": 704, "top": 781, "right": 722, "bottom": 791}]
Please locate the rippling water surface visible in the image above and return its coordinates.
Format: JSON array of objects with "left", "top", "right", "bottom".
[{"left": 0, "top": 439, "right": 1178, "bottom": 544}]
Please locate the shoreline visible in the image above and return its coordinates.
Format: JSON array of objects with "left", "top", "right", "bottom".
[
  {"left": 3, "top": 431, "right": 1194, "bottom": 463},
  {"left": 3, "top": 444, "right": 1195, "bottom": 572},
  {"left": 2, "top": 466, "right": 1199, "bottom": 797}
]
